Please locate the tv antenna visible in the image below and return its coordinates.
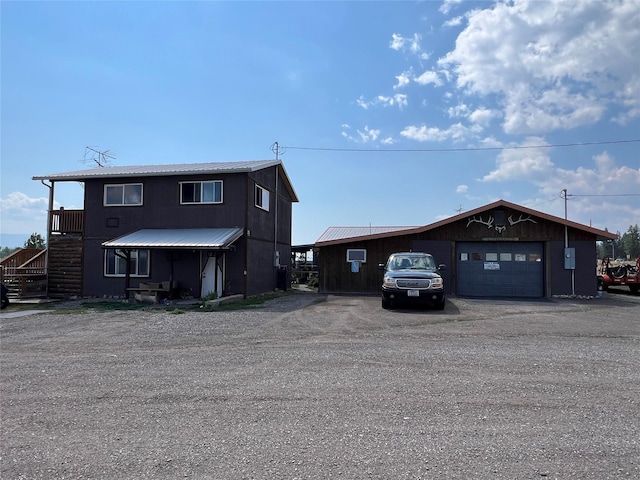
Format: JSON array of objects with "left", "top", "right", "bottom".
[
  {"left": 84, "top": 146, "right": 115, "bottom": 167},
  {"left": 270, "top": 141, "right": 286, "bottom": 161},
  {"left": 456, "top": 204, "right": 464, "bottom": 214}
]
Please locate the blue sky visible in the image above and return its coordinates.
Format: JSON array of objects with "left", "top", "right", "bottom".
[{"left": 1, "top": 0, "right": 639, "bottom": 248}]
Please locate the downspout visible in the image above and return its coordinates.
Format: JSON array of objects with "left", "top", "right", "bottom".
[
  {"left": 274, "top": 164, "right": 279, "bottom": 281},
  {"left": 244, "top": 174, "right": 249, "bottom": 298}
]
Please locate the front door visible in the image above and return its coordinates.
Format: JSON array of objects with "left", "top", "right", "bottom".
[{"left": 201, "top": 254, "right": 224, "bottom": 298}]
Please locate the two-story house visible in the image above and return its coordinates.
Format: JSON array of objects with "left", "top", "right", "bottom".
[{"left": 32, "top": 160, "right": 298, "bottom": 300}]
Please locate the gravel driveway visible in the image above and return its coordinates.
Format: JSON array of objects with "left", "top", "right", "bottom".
[{"left": 1, "top": 292, "right": 639, "bottom": 479}]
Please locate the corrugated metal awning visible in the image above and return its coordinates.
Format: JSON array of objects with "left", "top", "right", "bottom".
[{"left": 102, "top": 228, "right": 244, "bottom": 250}]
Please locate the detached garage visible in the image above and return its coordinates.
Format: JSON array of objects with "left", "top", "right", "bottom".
[{"left": 315, "top": 199, "right": 617, "bottom": 298}]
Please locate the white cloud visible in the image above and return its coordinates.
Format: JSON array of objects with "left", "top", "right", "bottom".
[
  {"left": 389, "top": 33, "right": 423, "bottom": 55},
  {"left": 468, "top": 107, "right": 498, "bottom": 128},
  {"left": 0, "top": 192, "right": 49, "bottom": 234},
  {"left": 357, "top": 94, "right": 408, "bottom": 110},
  {"left": 400, "top": 122, "right": 480, "bottom": 142},
  {"left": 446, "top": 103, "right": 470, "bottom": 118},
  {"left": 394, "top": 71, "right": 411, "bottom": 90},
  {"left": 456, "top": 185, "right": 468, "bottom": 193},
  {"left": 482, "top": 137, "right": 554, "bottom": 182},
  {"left": 532, "top": 151, "right": 640, "bottom": 231},
  {"left": 356, "top": 96, "right": 369, "bottom": 110},
  {"left": 479, "top": 144, "right": 640, "bottom": 233},
  {"left": 414, "top": 70, "right": 443, "bottom": 87},
  {"left": 342, "top": 125, "right": 382, "bottom": 144},
  {"left": 381, "top": 137, "right": 395, "bottom": 145},
  {"left": 438, "top": 0, "right": 640, "bottom": 134},
  {"left": 389, "top": 33, "right": 405, "bottom": 51},
  {"left": 439, "top": 0, "right": 463, "bottom": 15},
  {"left": 443, "top": 15, "right": 464, "bottom": 28}
]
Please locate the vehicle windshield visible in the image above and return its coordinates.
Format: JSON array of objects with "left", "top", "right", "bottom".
[{"left": 388, "top": 255, "right": 436, "bottom": 271}]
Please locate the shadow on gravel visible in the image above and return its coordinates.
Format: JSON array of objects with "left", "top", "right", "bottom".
[{"left": 386, "top": 302, "right": 461, "bottom": 315}]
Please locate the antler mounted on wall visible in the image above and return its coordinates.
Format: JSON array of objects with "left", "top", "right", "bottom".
[
  {"left": 466, "top": 215, "right": 495, "bottom": 229},
  {"left": 508, "top": 214, "right": 537, "bottom": 226}
]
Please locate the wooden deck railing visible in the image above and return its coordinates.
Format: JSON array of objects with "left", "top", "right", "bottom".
[
  {"left": 50, "top": 208, "right": 84, "bottom": 234},
  {"left": 0, "top": 249, "right": 47, "bottom": 298}
]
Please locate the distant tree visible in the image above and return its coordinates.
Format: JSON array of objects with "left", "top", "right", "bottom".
[
  {"left": 23, "top": 233, "right": 46, "bottom": 249},
  {"left": 621, "top": 224, "right": 640, "bottom": 259},
  {"left": 0, "top": 246, "right": 19, "bottom": 259}
]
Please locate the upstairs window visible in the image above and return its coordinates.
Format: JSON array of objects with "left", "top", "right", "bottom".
[
  {"left": 104, "top": 249, "right": 150, "bottom": 277},
  {"left": 180, "top": 180, "right": 223, "bottom": 204},
  {"left": 255, "top": 184, "right": 270, "bottom": 211},
  {"left": 104, "top": 184, "right": 143, "bottom": 206}
]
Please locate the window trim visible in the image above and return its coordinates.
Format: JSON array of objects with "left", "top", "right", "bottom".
[
  {"left": 104, "top": 248, "right": 150, "bottom": 277},
  {"left": 103, "top": 183, "right": 143, "bottom": 206},
  {"left": 255, "top": 184, "right": 270, "bottom": 211},
  {"left": 346, "top": 248, "right": 367, "bottom": 263},
  {"left": 179, "top": 180, "right": 223, "bottom": 204}
]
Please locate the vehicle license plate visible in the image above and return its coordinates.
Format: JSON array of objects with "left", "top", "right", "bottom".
[{"left": 407, "top": 289, "right": 420, "bottom": 297}]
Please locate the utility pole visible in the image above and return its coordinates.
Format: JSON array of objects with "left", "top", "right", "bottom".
[{"left": 560, "top": 189, "right": 575, "bottom": 295}]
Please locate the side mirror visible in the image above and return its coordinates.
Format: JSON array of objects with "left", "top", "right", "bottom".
[{"left": 438, "top": 264, "right": 447, "bottom": 271}]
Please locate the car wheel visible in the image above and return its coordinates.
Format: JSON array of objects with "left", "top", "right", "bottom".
[
  {"left": 597, "top": 278, "right": 608, "bottom": 292},
  {"left": 382, "top": 297, "right": 392, "bottom": 309},
  {"left": 435, "top": 298, "right": 445, "bottom": 310}
]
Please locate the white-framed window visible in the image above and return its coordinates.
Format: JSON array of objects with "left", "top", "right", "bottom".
[
  {"left": 255, "top": 184, "right": 270, "bottom": 211},
  {"left": 346, "top": 249, "right": 367, "bottom": 263},
  {"left": 180, "top": 180, "right": 223, "bottom": 204},
  {"left": 104, "top": 249, "right": 150, "bottom": 277},
  {"left": 104, "top": 184, "right": 143, "bottom": 206}
]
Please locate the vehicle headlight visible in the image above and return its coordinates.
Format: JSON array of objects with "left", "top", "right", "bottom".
[
  {"left": 430, "top": 277, "right": 443, "bottom": 288},
  {"left": 383, "top": 276, "right": 396, "bottom": 287}
]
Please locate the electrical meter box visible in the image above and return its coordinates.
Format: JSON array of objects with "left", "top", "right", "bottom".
[{"left": 564, "top": 248, "right": 575, "bottom": 270}]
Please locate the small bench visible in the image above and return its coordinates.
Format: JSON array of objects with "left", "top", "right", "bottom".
[{"left": 127, "top": 281, "right": 176, "bottom": 303}]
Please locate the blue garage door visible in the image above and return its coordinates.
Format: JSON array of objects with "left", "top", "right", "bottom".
[{"left": 456, "top": 242, "right": 544, "bottom": 297}]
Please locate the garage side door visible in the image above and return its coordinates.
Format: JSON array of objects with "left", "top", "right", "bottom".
[{"left": 456, "top": 242, "right": 544, "bottom": 297}]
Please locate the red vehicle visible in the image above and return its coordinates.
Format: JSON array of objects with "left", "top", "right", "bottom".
[{"left": 598, "top": 256, "right": 639, "bottom": 294}]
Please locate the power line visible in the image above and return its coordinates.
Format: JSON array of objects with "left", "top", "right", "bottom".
[
  {"left": 569, "top": 193, "right": 640, "bottom": 197},
  {"left": 282, "top": 139, "right": 640, "bottom": 153}
]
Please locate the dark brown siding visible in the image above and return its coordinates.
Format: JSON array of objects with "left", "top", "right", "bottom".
[
  {"left": 77, "top": 166, "right": 293, "bottom": 298},
  {"left": 548, "top": 240, "right": 598, "bottom": 296},
  {"left": 47, "top": 234, "right": 83, "bottom": 298},
  {"left": 318, "top": 206, "right": 601, "bottom": 297}
]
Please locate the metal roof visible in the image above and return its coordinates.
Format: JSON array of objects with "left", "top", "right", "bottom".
[
  {"left": 33, "top": 160, "right": 280, "bottom": 181},
  {"left": 316, "top": 226, "right": 420, "bottom": 244},
  {"left": 315, "top": 199, "right": 617, "bottom": 246},
  {"left": 33, "top": 159, "right": 298, "bottom": 202},
  {"left": 102, "top": 228, "right": 244, "bottom": 250}
]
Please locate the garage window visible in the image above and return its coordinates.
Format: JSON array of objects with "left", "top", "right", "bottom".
[
  {"left": 486, "top": 253, "right": 498, "bottom": 261},
  {"left": 500, "top": 253, "right": 512, "bottom": 261}
]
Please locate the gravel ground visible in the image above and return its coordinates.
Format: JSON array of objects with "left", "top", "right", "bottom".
[{"left": 1, "top": 291, "right": 639, "bottom": 479}]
